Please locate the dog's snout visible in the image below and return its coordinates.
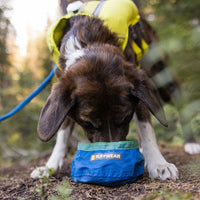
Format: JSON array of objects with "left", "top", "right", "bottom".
[{"left": 86, "top": 119, "right": 128, "bottom": 143}]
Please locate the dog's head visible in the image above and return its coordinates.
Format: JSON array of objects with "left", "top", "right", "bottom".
[{"left": 37, "top": 44, "right": 167, "bottom": 142}]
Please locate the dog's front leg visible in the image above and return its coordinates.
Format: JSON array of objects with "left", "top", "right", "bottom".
[
  {"left": 31, "top": 123, "right": 73, "bottom": 179},
  {"left": 134, "top": 104, "right": 179, "bottom": 180}
]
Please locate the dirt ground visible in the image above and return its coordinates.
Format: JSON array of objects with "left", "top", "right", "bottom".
[{"left": 0, "top": 146, "right": 200, "bottom": 200}]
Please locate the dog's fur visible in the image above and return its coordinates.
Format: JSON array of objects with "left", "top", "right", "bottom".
[{"left": 31, "top": 0, "right": 199, "bottom": 180}]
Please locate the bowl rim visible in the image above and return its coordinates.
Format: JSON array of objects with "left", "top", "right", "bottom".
[{"left": 78, "top": 140, "right": 139, "bottom": 151}]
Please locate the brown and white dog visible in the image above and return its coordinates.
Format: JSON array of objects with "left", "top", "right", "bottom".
[{"left": 31, "top": 0, "right": 198, "bottom": 180}]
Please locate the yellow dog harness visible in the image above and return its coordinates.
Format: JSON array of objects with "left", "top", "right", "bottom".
[{"left": 47, "top": 0, "right": 148, "bottom": 70}]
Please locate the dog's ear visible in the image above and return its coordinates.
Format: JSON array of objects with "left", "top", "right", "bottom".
[
  {"left": 37, "top": 82, "right": 75, "bottom": 142},
  {"left": 127, "top": 67, "right": 167, "bottom": 127}
]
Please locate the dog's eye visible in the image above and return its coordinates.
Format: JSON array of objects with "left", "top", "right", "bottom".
[
  {"left": 82, "top": 121, "right": 93, "bottom": 128},
  {"left": 80, "top": 120, "right": 99, "bottom": 130}
]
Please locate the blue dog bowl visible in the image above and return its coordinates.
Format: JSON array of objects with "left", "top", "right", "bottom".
[{"left": 71, "top": 140, "right": 144, "bottom": 187}]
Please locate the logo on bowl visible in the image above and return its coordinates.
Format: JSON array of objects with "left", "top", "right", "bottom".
[{"left": 90, "top": 153, "right": 121, "bottom": 161}]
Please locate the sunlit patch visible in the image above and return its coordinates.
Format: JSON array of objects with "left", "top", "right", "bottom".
[{"left": 10, "top": 0, "right": 59, "bottom": 56}]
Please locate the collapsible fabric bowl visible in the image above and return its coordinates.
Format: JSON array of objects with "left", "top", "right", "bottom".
[{"left": 71, "top": 140, "right": 144, "bottom": 187}]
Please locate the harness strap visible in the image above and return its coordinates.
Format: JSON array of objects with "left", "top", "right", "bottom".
[
  {"left": 92, "top": 0, "right": 106, "bottom": 17},
  {"left": 47, "top": 0, "right": 148, "bottom": 70}
]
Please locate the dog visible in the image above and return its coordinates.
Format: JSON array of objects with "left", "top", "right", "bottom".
[{"left": 31, "top": 0, "right": 199, "bottom": 180}]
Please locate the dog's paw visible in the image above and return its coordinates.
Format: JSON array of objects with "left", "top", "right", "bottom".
[
  {"left": 30, "top": 154, "right": 64, "bottom": 179},
  {"left": 30, "top": 166, "right": 54, "bottom": 179},
  {"left": 184, "top": 143, "right": 200, "bottom": 155},
  {"left": 147, "top": 163, "right": 179, "bottom": 180}
]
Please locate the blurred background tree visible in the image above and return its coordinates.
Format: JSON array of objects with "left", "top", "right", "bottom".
[
  {"left": 141, "top": 0, "right": 200, "bottom": 101},
  {"left": 136, "top": 0, "right": 200, "bottom": 144},
  {"left": 0, "top": 0, "right": 200, "bottom": 166},
  {"left": 0, "top": 1, "right": 13, "bottom": 109},
  {"left": 0, "top": 1, "right": 55, "bottom": 166}
]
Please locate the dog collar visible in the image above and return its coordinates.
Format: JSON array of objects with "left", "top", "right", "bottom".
[{"left": 47, "top": 0, "right": 148, "bottom": 71}]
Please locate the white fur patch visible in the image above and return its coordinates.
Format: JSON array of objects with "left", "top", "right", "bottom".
[
  {"left": 184, "top": 143, "right": 200, "bottom": 155},
  {"left": 65, "top": 49, "right": 85, "bottom": 70},
  {"left": 64, "top": 35, "right": 84, "bottom": 71},
  {"left": 31, "top": 127, "right": 71, "bottom": 179},
  {"left": 134, "top": 114, "right": 179, "bottom": 180}
]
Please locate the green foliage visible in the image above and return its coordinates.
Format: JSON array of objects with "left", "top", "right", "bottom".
[
  {"left": 34, "top": 173, "right": 73, "bottom": 200},
  {"left": 128, "top": 105, "right": 184, "bottom": 145},
  {"left": 142, "top": 0, "right": 200, "bottom": 102},
  {"left": 35, "top": 168, "right": 54, "bottom": 200},
  {"left": 191, "top": 113, "right": 200, "bottom": 135},
  {"left": 146, "top": 188, "right": 192, "bottom": 200},
  {"left": 138, "top": 0, "right": 200, "bottom": 142},
  {"left": 50, "top": 179, "right": 73, "bottom": 200},
  {"left": 0, "top": 3, "right": 10, "bottom": 65},
  {"left": 0, "top": 3, "right": 55, "bottom": 165},
  {"left": 152, "top": 104, "right": 183, "bottom": 145},
  {"left": 0, "top": 1, "right": 12, "bottom": 107}
]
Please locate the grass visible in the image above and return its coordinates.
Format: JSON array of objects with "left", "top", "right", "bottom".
[
  {"left": 146, "top": 188, "right": 192, "bottom": 200},
  {"left": 50, "top": 178, "right": 73, "bottom": 200}
]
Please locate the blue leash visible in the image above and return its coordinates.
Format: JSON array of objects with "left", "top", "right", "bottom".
[{"left": 0, "top": 64, "right": 57, "bottom": 122}]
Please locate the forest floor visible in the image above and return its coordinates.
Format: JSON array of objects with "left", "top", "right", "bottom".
[{"left": 0, "top": 146, "right": 200, "bottom": 200}]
